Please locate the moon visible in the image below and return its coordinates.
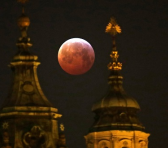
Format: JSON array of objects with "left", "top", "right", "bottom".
[{"left": 58, "top": 38, "right": 95, "bottom": 75}]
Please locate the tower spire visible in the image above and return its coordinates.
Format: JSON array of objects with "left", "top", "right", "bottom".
[
  {"left": 85, "top": 17, "right": 150, "bottom": 148},
  {"left": 0, "top": 1, "right": 62, "bottom": 147},
  {"left": 89, "top": 17, "right": 143, "bottom": 132},
  {"left": 16, "top": 0, "right": 32, "bottom": 52},
  {"left": 106, "top": 17, "right": 122, "bottom": 71},
  {"left": 1, "top": 0, "right": 53, "bottom": 108}
]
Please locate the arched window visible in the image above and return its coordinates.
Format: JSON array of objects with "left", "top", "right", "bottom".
[
  {"left": 122, "top": 141, "right": 129, "bottom": 148},
  {"left": 98, "top": 140, "right": 110, "bottom": 148},
  {"left": 101, "top": 142, "right": 107, "bottom": 148},
  {"left": 139, "top": 140, "right": 146, "bottom": 148},
  {"left": 99, "top": 141, "right": 109, "bottom": 148}
]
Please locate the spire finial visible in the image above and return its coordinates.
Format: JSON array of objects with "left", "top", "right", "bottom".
[
  {"left": 105, "top": 17, "right": 122, "bottom": 71},
  {"left": 17, "top": 0, "right": 27, "bottom": 15},
  {"left": 105, "top": 17, "right": 121, "bottom": 36},
  {"left": 16, "top": 0, "right": 32, "bottom": 50}
]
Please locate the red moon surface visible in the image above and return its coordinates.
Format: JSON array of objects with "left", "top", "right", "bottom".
[{"left": 58, "top": 38, "right": 95, "bottom": 75}]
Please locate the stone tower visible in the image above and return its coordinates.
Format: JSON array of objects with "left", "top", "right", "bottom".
[
  {"left": 0, "top": 1, "right": 62, "bottom": 148},
  {"left": 85, "top": 18, "right": 150, "bottom": 148}
]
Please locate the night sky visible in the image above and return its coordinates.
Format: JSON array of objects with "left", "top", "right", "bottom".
[{"left": 0, "top": 0, "right": 168, "bottom": 148}]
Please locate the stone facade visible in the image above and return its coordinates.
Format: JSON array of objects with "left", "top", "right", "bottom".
[{"left": 85, "top": 130, "right": 149, "bottom": 148}]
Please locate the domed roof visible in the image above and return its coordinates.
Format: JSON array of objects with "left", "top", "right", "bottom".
[
  {"left": 92, "top": 90, "right": 140, "bottom": 112},
  {"left": 90, "top": 73, "right": 142, "bottom": 132},
  {"left": 92, "top": 74, "right": 140, "bottom": 112}
]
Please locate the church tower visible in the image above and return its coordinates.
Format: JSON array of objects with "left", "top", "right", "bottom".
[
  {"left": 0, "top": 1, "right": 62, "bottom": 148},
  {"left": 85, "top": 18, "right": 150, "bottom": 148}
]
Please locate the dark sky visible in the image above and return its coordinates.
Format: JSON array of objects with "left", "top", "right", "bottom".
[{"left": 0, "top": 0, "right": 168, "bottom": 148}]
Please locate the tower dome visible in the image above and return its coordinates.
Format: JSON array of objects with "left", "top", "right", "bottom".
[
  {"left": 89, "top": 18, "right": 144, "bottom": 132},
  {"left": 85, "top": 18, "right": 150, "bottom": 148},
  {"left": 92, "top": 71, "right": 140, "bottom": 111}
]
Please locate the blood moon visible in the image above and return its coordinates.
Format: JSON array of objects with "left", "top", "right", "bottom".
[{"left": 58, "top": 38, "right": 95, "bottom": 75}]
